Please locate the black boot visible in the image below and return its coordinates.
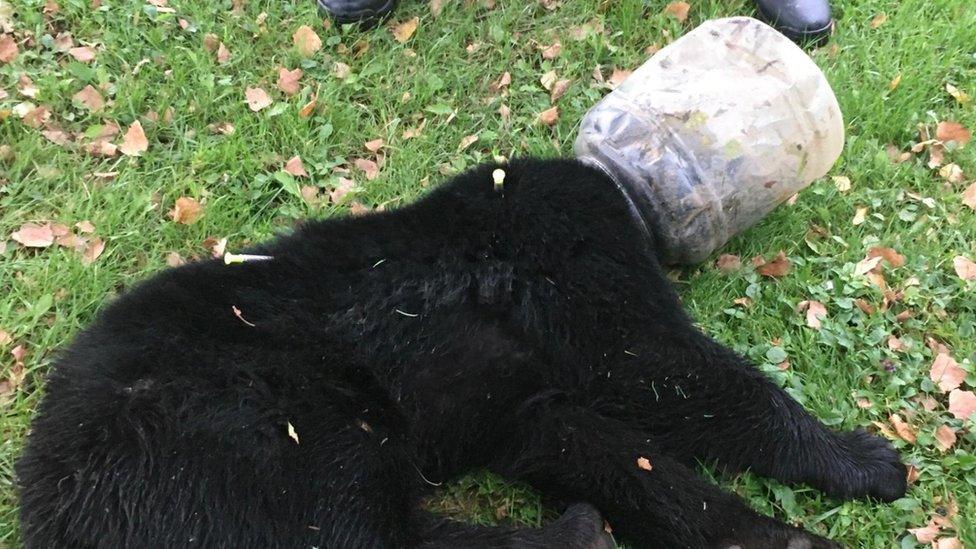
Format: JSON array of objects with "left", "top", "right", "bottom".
[
  {"left": 755, "top": 0, "right": 833, "bottom": 43},
  {"left": 318, "top": 0, "right": 396, "bottom": 24}
]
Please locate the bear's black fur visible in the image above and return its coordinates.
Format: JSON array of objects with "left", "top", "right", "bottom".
[{"left": 17, "top": 159, "right": 906, "bottom": 548}]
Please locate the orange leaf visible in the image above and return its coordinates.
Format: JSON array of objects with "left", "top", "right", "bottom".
[
  {"left": 936, "top": 121, "right": 971, "bottom": 146},
  {"left": 169, "top": 197, "right": 203, "bottom": 224},
  {"left": 715, "top": 254, "right": 741, "bottom": 273},
  {"left": 930, "top": 353, "right": 965, "bottom": 393},
  {"left": 867, "top": 247, "right": 905, "bottom": 268},
  {"left": 537, "top": 106, "right": 559, "bottom": 126},
  {"left": 756, "top": 251, "right": 790, "bottom": 278},
  {"left": 888, "top": 413, "right": 916, "bottom": 444},
  {"left": 354, "top": 158, "right": 379, "bottom": 180},
  {"left": 283, "top": 155, "right": 308, "bottom": 177},
  {"left": 216, "top": 42, "right": 230, "bottom": 64},
  {"left": 608, "top": 68, "right": 632, "bottom": 89},
  {"left": 391, "top": 16, "right": 419, "bottom": 43},
  {"left": 948, "top": 389, "right": 976, "bottom": 420},
  {"left": 293, "top": 25, "right": 322, "bottom": 56},
  {"left": 364, "top": 138, "right": 385, "bottom": 153},
  {"left": 663, "top": 1, "right": 690, "bottom": 22},
  {"left": 934, "top": 425, "right": 957, "bottom": 452},
  {"left": 869, "top": 12, "right": 887, "bottom": 28},
  {"left": 11, "top": 223, "right": 55, "bottom": 248},
  {"left": 550, "top": 78, "right": 571, "bottom": 103},
  {"left": 72, "top": 84, "right": 104, "bottom": 112},
  {"left": 541, "top": 42, "right": 561, "bottom": 59},
  {"left": 119, "top": 121, "right": 148, "bottom": 156},
  {"left": 276, "top": 67, "right": 303, "bottom": 96}
]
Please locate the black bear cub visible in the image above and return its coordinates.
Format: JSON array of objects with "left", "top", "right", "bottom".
[{"left": 18, "top": 159, "right": 906, "bottom": 548}]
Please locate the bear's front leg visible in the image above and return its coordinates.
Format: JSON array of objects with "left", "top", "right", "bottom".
[{"left": 490, "top": 400, "right": 840, "bottom": 549}]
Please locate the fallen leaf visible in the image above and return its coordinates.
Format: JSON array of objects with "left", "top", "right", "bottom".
[
  {"left": 349, "top": 201, "right": 371, "bottom": 215},
  {"left": 354, "top": 158, "right": 379, "bottom": 180},
  {"left": 953, "top": 256, "right": 976, "bottom": 280},
  {"left": 429, "top": 0, "right": 444, "bottom": 16},
  {"left": 364, "top": 138, "right": 384, "bottom": 153},
  {"left": 11, "top": 223, "right": 55, "bottom": 247},
  {"left": 867, "top": 247, "right": 905, "bottom": 268},
  {"left": 166, "top": 252, "right": 185, "bottom": 267},
  {"left": 854, "top": 255, "right": 883, "bottom": 276},
  {"left": 540, "top": 70, "right": 557, "bottom": 91},
  {"left": 930, "top": 353, "right": 965, "bottom": 392},
  {"left": 888, "top": 73, "right": 901, "bottom": 91},
  {"left": 948, "top": 389, "right": 976, "bottom": 420},
  {"left": 458, "top": 134, "right": 478, "bottom": 151},
  {"left": 293, "top": 25, "right": 322, "bottom": 56},
  {"left": 852, "top": 206, "right": 868, "bottom": 225},
  {"left": 330, "top": 177, "right": 356, "bottom": 203},
  {"left": 0, "top": 33, "right": 17, "bottom": 63},
  {"left": 299, "top": 95, "right": 317, "bottom": 118},
  {"left": 75, "top": 220, "right": 95, "bottom": 233},
  {"left": 636, "top": 456, "right": 653, "bottom": 471},
  {"left": 888, "top": 413, "right": 916, "bottom": 444},
  {"left": 333, "top": 61, "right": 351, "bottom": 79},
  {"left": 946, "top": 84, "right": 971, "bottom": 106},
  {"left": 939, "top": 163, "right": 964, "bottom": 184},
  {"left": 855, "top": 298, "right": 875, "bottom": 315},
  {"left": 936, "top": 121, "right": 971, "bottom": 147},
  {"left": 17, "top": 75, "right": 38, "bottom": 98},
  {"left": 119, "top": 120, "right": 148, "bottom": 156},
  {"left": 798, "top": 300, "right": 827, "bottom": 330},
  {"left": 498, "top": 104, "right": 511, "bottom": 123},
  {"left": 72, "top": 84, "right": 104, "bottom": 112},
  {"left": 663, "top": 1, "right": 690, "bottom": 22},
  {"left": 489, "top": 71, "right": 511, "bottom": 93},
  {"left": 19, "top": 104, "right": 48, "bottom": 127},
  {"left": 169, "top": 197, "right": 203, "bottom": 224},
  {"left": 608, "top": 68, "right": 632, "bottom": 89},
  {"left": 42, "top": 128, "right": 71, "bottom": 146},
  {"left": 756, "top": 251, "right": 790, "bottom": 278},
  {"left": 928, "top": 143, "right": 945, "bottom": 168},
  {"left": 282, "top": 155, "right": 308, "bottom": 177},
  {"left": 934, "top": 425, "right": 957, "bottom": 452},
  {"left": 391, "top": 16, "right": 419, "bottom": 43},
  {"left": 905, "top": 464, "right": 920, "bottom": 485},
  {"left": 276, "top": 67, "right": 302, "bottom": 96},
  {"left": 934, "top": 538, "right": 962, "bottom": 549},
  {"left": 216, "top": 42, "right": 230, "bottom": 64},
  {"left": 550, "top": 78, "right": 571, "bottom": 102},
  {"left": 715, "top": 254, "right": 741, "bottom": 273},
  {"left": 887, "top": 335, "right": 904, "bottom": 351},
  {"left": 81, "top": 237, "right": 105, "bottom": 265},
  {"left": 541, "top": 41, "right": 561, "bottom": 59},
  {"left": 910, "top": 523, "right": 941, "bottom": 544},
  {"left": 67, "top": 46, "right": 95, "bottom": 62},
  {"left": 732, "top": 297, "right": 752, "bottom": 307},
  {"left": 869, "top": 12, "right": 887, "bottom": 28},
  {"left": 245, "top": 87, "right": 272, "bottom": 112},
  {"left": 537, "top": 106, "right": 559, "bottom": 126},
  {"left": 832, "top": 176, "right": 851, "bottom": 192},
  {"left": 960, "top": 182, "right": 976, "bottom": 212},
  {"left": 287, "top": 421, "right": 299, "bottom": 443},
  {"left": 208, "top": 121, "right": 235, "bottom": 135}
]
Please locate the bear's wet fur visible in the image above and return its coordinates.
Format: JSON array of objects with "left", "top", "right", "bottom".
[{"left": 17, "top": 159, "right": 906, "bottom": 548}]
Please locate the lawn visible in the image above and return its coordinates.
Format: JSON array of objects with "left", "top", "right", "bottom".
[{"left": 1, "top": 0, "right": 975, "bottom": 546}]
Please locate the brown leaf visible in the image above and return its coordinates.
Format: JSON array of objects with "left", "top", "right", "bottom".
[
  {"left": 550, "top": 78, "right": 571, "bottom": 103},
  {"left": 333, "top": 61, "right": 352, "bottom": 79},
  {"left": 354, "top": 158, "right": 380, "bottom": 180},
  {"left": 715, "top": 254, "right": 741, "bottom": 273},
  {"left": 888, "top": 73, "right": 901, "bottom": 91},
  {"left": 934, "top": 425, "right": 957, "bottom": 452},
  {"left": 961, "top": 182, "right": 976, "bottom": 211},
  {"left": 949, "top": 389, "right": 976, "bottom": 420},
  {"left": 541, "top": 42, "right": 561, "bottom": 60},
  {"left": 852, "top": 206, "right": 868, "bottom": 225},
  {"left": 537, "top": 106, "right": 559, "bottom": 126},
  {"left": 245, "top": 87, "right": 272, "bottom": 112},
  {"left": 867, "top": 247, "right": 905, "bottom": 268},
  {"left": 329, "top": 177, "right": 356, "bottom": 204},
  {"left": 283, "top": 155, "right": 308, "bottom": 177},
  {"left": 81, "top": 237, "right": 105, "bottom": 265},
  {"left": 17, "top": 75, "right": 38, "bottom": 98},
  {"left": 663, "top": 1, "right": 690, "bottom": 21},
  {"left": 276, "top": 67, "right": 302, "bottom": 96},
  {"left": 458, "top": 134, "right": 478, "bottom": 151},
  {"left": 429, "top": 0, "right": 444, "bottom": 17},
  {"left": 928, "top": 143, "right": 945, "bottom": 168},
  {"left": 869, "top": 12, "right": 887, "bottom": 28},
  {"left": 391, "top": 16, "right": 419, "bottom": 43},
  {"left": 854, "top": 299, "right": 875, "bottom": 315},
  {"left": 889, "top": 413, "right": 916, "bottom": 444},
  {"left": 797, "top": 300, "right": 827, "bottom": 330},
  {"left": 293, "top": 25, "right": 322, "bottom": 56},
  {"left": 539, "top": 70, "right": 557, "bottom": 91},
  {"left": 887, "top": 335, "right": 904, "bottom": 351},
  {"left": 299, "top": 95, "right": 317, "bottom": 118},
  {"left": 11, "top": 223, "right": 55, "bottom": 248},
  {"left": 936, "top": 121, "right": 971, "bottom": 146},
  {"left": 854, "top": 255, "right": 883, "bottom": 276},
  {"left": 953, "top": 255, "right": 976, "bottom": 280},
  {"left": 20, "top": 105, "right": 49, "bottom": 128},
  {"left": 930, "top": 353, "right": 966, "bottom": 393},
  {"left": 0, "top": 34, "right": 18, "bottom": 63},
  {"left": 216, "top": 42, "right": 230, "bottom": 64},
  {"left": 910, "top": 523, "right": 941, "bottom": 544},
  {"left": 935, "top": 538, "right": 962, "bottom": 549},
  {"left": 756, "top": 251, "right": 790, "bottom": 278},
  {"left": 489, "top": 71, "right": 511, "bottom": 93},
  {"left": 607, "top": 68, "right": 632, "bottom": 89},
  {"left": 72, "top": 84, "right": 104, "bottom": 112},
  {"left": 75, "top": 220, "right": 95, "bottom": 233},
  {"left": 202, "top": 236, "right": 227, "bottom": 257},
  {"left": 636, "top": 456, "right": 653, "bottom": 471},
  {"left": 67, "top": 46, "right": 96, "bottom": 62},
  {"left": 208, "top": 121, "right": 235, "bottom": 135},
  {"left": 364, "top": 138, "right": 384, "bottom": 153},
  {"left": 119, "top": 120, "right": 148, "bottom": 156},
  {"left": 939, "top": 163, "right": 964, "bottom": 184},
  {"left": 169, "top": 197, "right": 203, "bottom": 224},
  {"left": 42, "top": 128, "right": 71, "bottom": 146},
  {"left": 732, "top": 297, "right": 752, "bottom": 308}
]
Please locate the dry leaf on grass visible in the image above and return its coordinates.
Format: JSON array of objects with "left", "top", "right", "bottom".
[
  {"left": 888, "top": 413, "right": 916, "bottom": 444},
  {"left": 68, "top": 46, "right": 95, "bottom": 62},
  {"left": 934, "top": 425, "right": 957, "bottom": 452},
  {"left": 867, "top": 246, "right": 905, "bottom": 268},
  {"left": 854, "top": 255, "right": 883, "bottom": 276},
  {"left": 11, "top": 223, "right": 55, "bottom": 247},
  {"left": 663, "top": 1, "right": 690, "bottom": 21},
  {"left": 948, "top": 389, "right": 976, "bottom": 420},
  {"left": 489, "top": 71, "right": 511, "bottom": 93},
  {"left": 0, "top": 34, "right": 19, "bottom": 63},
  {"left": 333, "top": 62, "right": 351, "bottom": 79},
  {"left": 293, "top": 25, "right": 322, "bottom": 56},
  {"left": 354, "top": 158, "right": 379, "bottom": 180},
  {"left": 936, "top": 121, "right": 971, "bottom": 146},
  {"left": 76, "top": 220, "right": 95, "bottom": 233},
  {"left": 72, "top": 85, "right": 104, "bottom": 111},
  {"left": 391, "top": 17, "right": 419, "bottom": 43},
  {"left": 946, "top": 84, "right": 971, "bottom": 106},
  {"left": 458, "top": 134, "right": 478, "bottom": 151},
  {"left": 607, "top": 68, "right": 632, "bottom": 89},
  {"left": 169, "top": 197, "right": 203, "bottom": 224},
  {"left": 930, "top": 353, "right": 965, "bottom": 393},
  {"left": 715, "top": 254, "right": 741, "bottom": 273},
  {"left": 541, "top": 42, "right": 561, "bottom": 59},
  {"left": 537, "top": 106, "right": 559, "bottom": 126},
  {"left": 283, "top": 156, "right": 307, "bottom": 177},
  {"left": 939, "top": 163, "right": 964, "bottom": 183},
  {"left": 797, "top": 300, "right": 827, "bottom": 330},
  {"left": 869, "top": 12, "right": 887, "bottom": 28},
  {"left": 550, "top": 78, "right": 571, "bottom": 102},
  {"left": 953, "top": 256, "right": 976, "bottom": 280},
  {"left": 81, "top": 238, "right": 105, "bottom": 265},
  {"left": 755, "top": 251, "right": 790, "bottom": 278},
  {"left": 329, "top": 178, "right": 356, "bottom": 204},
  {"left": 276, "top": 67, "right": 302, "bottom": 96},
  {"left": 832, "top": 175, "right": 851, "bottom": 192},
  {"left": 962, "top": 182, "right": 976, "bottom": 211},
  {"left": 119, "top": 120, "right": 148, "bottom": 156},
  {"left": 364, "top": 139, "right": 384, "bottom": 153},
  {"left": 216, "top": 42, "right": 230, "bottom": 64},
  {"left": 245, "top": 87, "right": 272, "bottom": 112},
  {"left": 852, "top": 206, "right": 868, "bottom": 225}
]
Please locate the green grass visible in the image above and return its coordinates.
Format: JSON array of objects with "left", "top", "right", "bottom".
[{"left": 1, "top": 0, "right": 975, "bottom": 546}]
